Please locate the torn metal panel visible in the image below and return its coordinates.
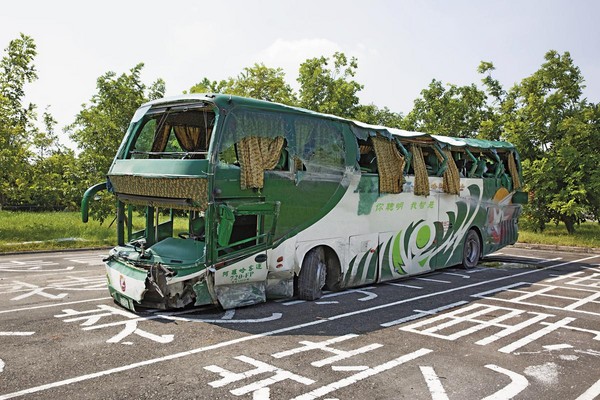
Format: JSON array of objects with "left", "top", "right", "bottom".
[
  {"left": 193, "top": 278, "right": 217, "bottom": 306},
  {"left": 266, "top": 269, "right": 295, "bottom": 299},
  {"left": 215, "top": 282, "right": 267, "bottom": 310}
]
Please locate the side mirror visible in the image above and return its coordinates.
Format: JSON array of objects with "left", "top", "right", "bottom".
[
  {"left": 81, "top": 182, "right": 108, "bottom": 223},
  {"left": 217, "top": 205, "right": 235, "bottom": 247}
]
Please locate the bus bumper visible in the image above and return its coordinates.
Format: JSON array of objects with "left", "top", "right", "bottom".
[
  {"left": 104, "top": 257, "right": 216, "bottom": 311},
  {"left": 105, "top": 260, "right": 149, "bottom": 312}
]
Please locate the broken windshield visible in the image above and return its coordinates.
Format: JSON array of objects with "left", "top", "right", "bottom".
[{"left": 127, "top": 106, "right": 216, "bottom": 159}]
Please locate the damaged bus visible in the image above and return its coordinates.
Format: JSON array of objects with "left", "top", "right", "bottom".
[{"left": 81, "top": 94, "right": 527, "bottom": 311}]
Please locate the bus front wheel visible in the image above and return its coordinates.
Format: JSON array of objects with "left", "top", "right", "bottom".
[
  {"left": 462, "top": 229, "right": 481, "bottom": 269},
  {"left": 297, "top": 247, "right": 327, "bottom": 301}
]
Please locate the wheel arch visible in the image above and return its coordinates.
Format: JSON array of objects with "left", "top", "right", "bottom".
[
  {"left": 468, "top": 225, "right": 484, "bottom": 257},
  {"left": 295, "top": 239, "right": 344, "bottom": 291}
]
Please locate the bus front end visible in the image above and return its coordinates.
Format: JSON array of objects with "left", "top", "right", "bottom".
[
  {"left": 83, "top": 96, "right": 219, "bottom": 311},
  {"left": 104, "top": 170, "right": 212, "bottom": 311}
]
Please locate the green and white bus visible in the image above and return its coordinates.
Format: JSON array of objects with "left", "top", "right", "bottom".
[{"left": 82, "top": 94, "right": 527, "bottom": 311}]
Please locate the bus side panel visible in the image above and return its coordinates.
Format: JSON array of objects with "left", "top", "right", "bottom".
[
  {"left": 480, "top": 178, "right": 523, "bottom": 256},
  {"left": 430, "top": 179, "right": 487, "bottom": 269},
  {"left": 344, "top": 233, "right": 379, "bottom": 287}
]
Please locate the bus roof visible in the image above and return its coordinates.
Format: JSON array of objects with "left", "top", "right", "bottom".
[{"left": 142, "top": 93, "right": 516, "bottom": 152}]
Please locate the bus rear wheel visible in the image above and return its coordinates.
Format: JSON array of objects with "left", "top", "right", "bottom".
[
  {"left": 462, "top": 229, "right": 481, "bottom": 269},
  {"left": 297, "top": 247, "right": 327, "bottom": 300}
]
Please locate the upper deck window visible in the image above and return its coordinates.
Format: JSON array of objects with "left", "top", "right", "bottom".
[{"left": 128, "top": 107, "right": 215, "bottom": 159}]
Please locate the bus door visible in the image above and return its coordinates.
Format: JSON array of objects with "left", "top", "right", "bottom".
[
  {"left": 212, "top": 201, "right": 280, "bottom": 309},
  {"left": 344, "top": 234, "right": 379, "bottom": 287}
]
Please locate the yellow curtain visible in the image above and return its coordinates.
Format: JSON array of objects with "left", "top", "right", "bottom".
[
  {"left": 412, "top": 144, "right": 430, "bottom": 196},
  {"left": 173, "top": 125, "right": 203, "bottom": 152},
  {"left": 372, "top": 136, "right": 405, "bottom": 193},
  {"left": 238, "top": 136, "right": 285, "bottom": 190},
  {"left": 434, "top": 147, "right": 461, "bottom": 195},
  {"left": 151, "top": 124, "right": 171, "bottom": 153},
  {"left": 508, "top": 152, "right": 522, "bottom": 190}
]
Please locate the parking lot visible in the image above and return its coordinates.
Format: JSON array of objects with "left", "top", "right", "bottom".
[{"left": 1, "top": 246, "right": 599, "bottom": 399}]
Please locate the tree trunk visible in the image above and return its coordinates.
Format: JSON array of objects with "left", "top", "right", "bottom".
[{"left": 562, "top": 216, "right": 576, "bottom": 235}]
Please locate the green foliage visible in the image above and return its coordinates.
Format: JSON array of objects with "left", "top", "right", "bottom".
[
  {"left": 0, "top": 33, "right": 38, "bottom": 208},
  {"left": 297, "top": 52, "right": 363, "bottom": 119},
  {"left": 503, "top": 51, "right": 596, "bottom": 234},
  {"left": 401, "top": 79, "right": 491, "bottom": 138},
  {"left": 231, "top": 63, "right": 296, "bottom": 104},
  {"left": 503, "top": 51, "right": 585, "bottom": 160},
  {"left": 353, "top": 104, "right": 404, "bottom": 128},
  {"left": 0, "top": 31, "right": 595, "bottom": 241},
  {"left": 67, "top": 63, "right": 165, "bottom": 222},
  {"left": 189, "top": 63, "right": 296, "bottom": 105}
]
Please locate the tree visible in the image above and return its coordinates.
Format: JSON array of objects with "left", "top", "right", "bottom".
[
  {"left": 188, "top": 77, "right": 230, "bottom": 95},
  {"left": 230, "top": 63, "right": 296, "bottom": 104},
  {"left": 401, "top": 79, "right": 491, "bottom": 138},
  {"left": 189, "top": 63, "right": 296, "bottom": 105},
  {"left": 353, "top": 104, "right": 403, "bottom": 128},
  {"left": 68, "top": 63, "right": 165, "bottom": 221},
  {"left": 503, "top": 51, "right": 585, "bottom": 161},
  {"left": 502, "top": 51, "right": 595, "bottom": 234},
  {"left": 297, "top": 52, "right": 363, "bottom": 119},
  {"left": 0, "top": 33, "right": 38, "bottom": 208}
]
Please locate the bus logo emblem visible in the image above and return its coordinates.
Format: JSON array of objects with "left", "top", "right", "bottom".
[{"left": 119, "top": 275, "right": 126, "bottom": 292}]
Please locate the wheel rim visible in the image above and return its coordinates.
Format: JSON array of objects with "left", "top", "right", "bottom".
[
  {"left": 465, "top": 235, "right": 479, "bottom": 265},
  {"left": 317, "top": 261, "right": 327, "bottom": 289}
]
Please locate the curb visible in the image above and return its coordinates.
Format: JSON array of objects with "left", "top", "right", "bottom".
[{"left": 511, "top": 242, "right": 600, "bottom": 254}]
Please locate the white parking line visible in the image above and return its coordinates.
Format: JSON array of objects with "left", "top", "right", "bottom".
[
  {"left": 0, "top": 332, "right": 35, "bottom": 336},
  {"left": 380, "top": 301, "right": 468, "bottom": 327},
  {"left": 482, "top": 364, "right": 529, "bottom": 399},
  {"left": 576, "top": 378, "right": 600, "bottom": 400},
  {"left": 386, "top": 282, "right": 423, "bottom": 289},
  {"left": 0, "top": 297, "right": 112, "bottom": 315},
  {"left": 415, "top": 277, "right": 451, "bottom": 284},
  {"left": 442, "top": 272, "right": 470, "bottom": 279},
  {"left": 420, "top": 366, "right": 449, "bottom": 400}
]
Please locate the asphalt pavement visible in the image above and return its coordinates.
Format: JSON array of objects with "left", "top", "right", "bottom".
[{"left": 1, "top": 246, "right": 599, "bottom": 399}]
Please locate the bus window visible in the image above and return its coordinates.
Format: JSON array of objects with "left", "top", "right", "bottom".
[
  {"left": 423, "top": 147, "right": 441, "bottom": 176},
  {"left": 218, "top": 109, "right": 288, "bottom": 189},
  {"left": 129, "top": 107, "right": 214, "bottom": 159},
  {"left": 357, "top": 139, "right": 377, "bottom": 173},
  {"left": 218, "top": 214, "right": 259, "bottom": 257},
  {"left": 293, "top": 117, "right": 345, "bottom": 175}
]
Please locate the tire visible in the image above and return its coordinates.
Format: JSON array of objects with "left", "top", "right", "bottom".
[
  {"left": 297, "top": 247, "right": 327, "bottom": 300},
  {"left": 462, "top": 229, "right": 481, "bottom": 269}
]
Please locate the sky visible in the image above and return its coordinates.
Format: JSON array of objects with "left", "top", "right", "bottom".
[{"left": 1, "top": 0, "right": 599, "bottom": 148}]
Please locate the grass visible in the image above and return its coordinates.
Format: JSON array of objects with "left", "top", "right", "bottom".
[
  {"left": 0, "top": 211, "right": 117, "bottom": 252},
  {"left": 519, "top": 221, "right": 600, "bottom": 249},
  {"left": 1, "top": 211, "right": 599, "bottom": 253}
]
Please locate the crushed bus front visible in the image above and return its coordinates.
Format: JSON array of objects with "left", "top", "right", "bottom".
[
  {"left": 82, "top": 96, "right": 220, "bottom": 311},
  {"left": 104, "top": 236, "right": 210, "bottom": 311}
]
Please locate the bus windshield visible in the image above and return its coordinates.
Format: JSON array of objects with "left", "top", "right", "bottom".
[{"left": 127, "top": 105, "right": 215, "bottom": 159}]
